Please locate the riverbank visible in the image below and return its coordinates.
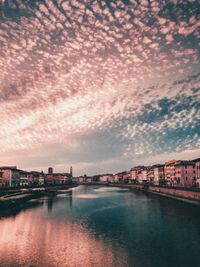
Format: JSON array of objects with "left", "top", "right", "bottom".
[{"left": 108, "top": 183, "right": 200, "bottom": 205}]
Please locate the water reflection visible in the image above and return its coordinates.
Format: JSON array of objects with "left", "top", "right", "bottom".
[
  {"left": 0, "top": 200, "right": 42, "bottom": 219},
  {"left": 0, "top": 186, "right": 200, "bottom": 267},
  {"left": 47, "top": 197, "right": 54, "bottom": 213}
]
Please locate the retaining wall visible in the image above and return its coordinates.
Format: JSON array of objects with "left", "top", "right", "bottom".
[
  {"left": 109, "top": 183, "right": 200, "bottom": 202},
  {"left": 148, "top": 185, "right": 200, "bottom": 202}
]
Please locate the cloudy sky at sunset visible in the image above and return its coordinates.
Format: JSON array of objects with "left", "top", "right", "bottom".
[{"left": 0, "top": 0, "right": 199, "bottom": 175}]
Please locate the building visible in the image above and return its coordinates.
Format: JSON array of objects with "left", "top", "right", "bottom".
[
  {"left": 73, "top": 175, "right": 90, "bottom": 183},
  {"left": 138, "top": 172, "right": 143, "bottom": 183},
  {"left": 130, "top": 166, "right": 146, "bottom": 183},
  {"left": 114, "top": 171, "right": 128, "bottom": 183},
  {"left": 174, "top": 161, "right": 196, "bottom": 187},
  {"left": 85, "top": 176, "right": 92, "bottom": 183},
  {"left": 28, "top": 171, "right": 45, "bottom": 186},
  {"left": 0, "top": 170, "right": 3, "bottom": 187},
  {"left": 122, "top": 171, "right": 130, "bottom": 183},
  {"left": 108, "top": 175, "right": 115, "bottom": 183},
  {"left": 77, "top": 176, "right": 85, "bottom": 183},
  {"left": 152, "top": 164, "right": 165, "bottom": 185},
  {"left": 193, "top": 158, "right": 200, "bottom": 188},
  {"left": 130, "top": 166, "right": 140, "bottom": 182},
  {"left": 72, "top": 176, "right": 79, "bottom": 183},
  {"left": 165, "top": 160, "right": 177, "bottom": 186},
  {"left": 45, "top": 167, "right": 71, "bottom": 185},
  {"left": 20, "top": 171, "right": 29, "bottom": 187},
  {"left": 0, "top": 166, "right": 21, "bottom": 187},
  {"left": 80, "top": 175, "right": 93, "bottom": 183},
  {"left": 131, "top": 166, "right": 162, "bottom": 184},
  {"left": 45, "top": 173, "right": 70, "bottom": 185},
  {"left": 165, "top": 160, "right": 197, "bottom": 187},
  {"left": 141, "top": 169, "right": 148, "bottom": 183},
  {"left": 99, "top": 174, "right": 113, "bottom": 183},
  {"left": 99, "top": 175, "right": 108, "bottom": 183},
  {"left": 99, "top": 174, "right": 115, "bottom": 183},
  {"left": 92, "top": 175, "right": 100, "bottom": 182},
  {"left": 39, "top": 172, "right": 45, "bottom": 185},
  {"left": 147, "top": 167, "right": 154, "bottom": 183},
  {"left": 113, "top": 174, "right": 120, "bottom": 183}
]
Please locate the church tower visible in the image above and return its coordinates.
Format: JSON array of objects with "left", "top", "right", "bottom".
[{"left": 70, "top": 166, "right": 73, "bottom": 177}]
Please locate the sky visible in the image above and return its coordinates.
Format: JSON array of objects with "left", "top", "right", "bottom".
[{"left": 0, "top": 0, "right": 199, "bottom": 176}]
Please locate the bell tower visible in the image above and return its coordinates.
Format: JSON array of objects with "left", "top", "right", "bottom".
[{"left": 70, "top": 166, "right": 73, "bottom": 177}]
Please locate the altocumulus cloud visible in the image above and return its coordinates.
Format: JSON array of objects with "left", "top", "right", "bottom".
[{"left": 0, "top": 0, "right": 199, "bottom": 175}]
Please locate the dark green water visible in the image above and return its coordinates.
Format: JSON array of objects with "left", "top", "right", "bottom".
[{"left": 0, "top": 186, "right": 200, "bottom": 267}]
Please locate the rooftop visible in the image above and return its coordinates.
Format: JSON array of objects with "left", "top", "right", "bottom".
[
  {"left": 175, "top": 160, "right": 195, "bottom": 166},
  {"left": 192, "top": 158, "right": 200, "bottom": 162}
]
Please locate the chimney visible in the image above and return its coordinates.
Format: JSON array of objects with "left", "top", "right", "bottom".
[{"left": 48, "top": 167, "right": 53, "bottom": 174}]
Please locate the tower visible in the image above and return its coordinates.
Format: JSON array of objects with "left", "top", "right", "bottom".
[
  {"left": 48, "top": 167, "right": 53, "bottom": 174},
  {"left": 70, "top": 166, "right": 73, "bottom": 177}
]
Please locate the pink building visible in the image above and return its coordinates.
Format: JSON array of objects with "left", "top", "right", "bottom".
[
  {"left": 0, "top": 166, "right": 21, "bottom": 187},
  {"left": 113, "top": 174, "right": 120, "bottom": 183},
  {"left": 174, "top": 161, "right": 196, "bottom": 187},
  {"left": 141, "top": 169, "right": 148, "bottom": 183},
  {"left": 0, "top": 171, "right": 3, "bottom": 186},
  {"left": 193, "top": 158, "right": 200, "bottom": 188},
  {"left": 99, "top": 174, "right": 113, "bottom": 183},
  {"left": 130, "top": 166, "right": 145, "bottom": 183},
  {"left": 130, "top": 167, "right": 139, "bottom": 181}
]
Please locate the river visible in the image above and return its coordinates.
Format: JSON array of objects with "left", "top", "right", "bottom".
[{"left": 0, "top": 185, "right": 200, "bottom": 267}]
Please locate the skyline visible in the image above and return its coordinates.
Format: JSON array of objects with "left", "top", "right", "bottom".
[
  {"left": 0, "top": 0, "right": 199, "bottom": 176},
  {"left": 1, "top": 153, "right": 200, "bottom": 177}
]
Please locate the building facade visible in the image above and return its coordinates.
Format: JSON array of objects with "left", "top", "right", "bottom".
[
  {"left": 0, "top": 166, "right": 21, "bottom": 187},
  {"left": 27, "top": 171, "right": 45, "bottom": 186},
  {"left": 193, "top": 158, "right": 200, "bottom": 188},
  {"left": 153, "top": 165, "right": 165, "bottom": 185},
  {"left": 165, "top": 160, "right": 177, "bottom": 186},
  {"left": 174, "top": 161, "right": 196, "bottom": 187},
  {"left": 45, "top": 167, "right": 71, "bottom": 185},
  {"left": 130, "top": 166, "right": 145, "bottom": 183},
  {"left": 20, "top": 171, "right": 29, "bottom": 187},
  {"left": 122, "top": 171, "right": 130, "bottom": 183},
  {"left": 99, "top": 174, "right": 114, "bottom": 183},
  {"left": 147, "top": 167, "right": 154, "bottom": 183}
]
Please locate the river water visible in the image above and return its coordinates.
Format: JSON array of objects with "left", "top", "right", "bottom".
[{"left": 0, "top": 186, "right": 200, "bottom": 267}]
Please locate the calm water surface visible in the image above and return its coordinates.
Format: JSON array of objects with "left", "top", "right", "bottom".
[{"left": 0, "top": 186, "right": 200, "bottom": 267}]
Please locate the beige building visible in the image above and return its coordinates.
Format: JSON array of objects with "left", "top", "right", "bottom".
[
  {"left": 165, "top": 160, "right": 177, "bottom": 186},
  {"left": 152, "top": 165, "right": 165, "bottom": 185}
]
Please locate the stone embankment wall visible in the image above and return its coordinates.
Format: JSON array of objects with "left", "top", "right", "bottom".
[
  {"left": 148, "top": 185, "right": 200, "bottom": 202},
  {"left": 109, "top": 184, "right": 200, "bottom": 202}
]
